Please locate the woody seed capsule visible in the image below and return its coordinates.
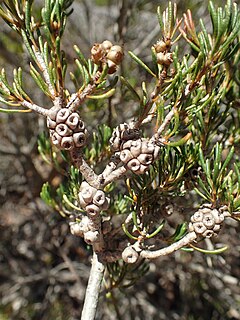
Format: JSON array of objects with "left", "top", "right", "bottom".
[
  {"left": 127, "top": 158, "right": 141, "bottom": 171},
  {"left": 56, "top": 123, "right": 72, "bottom": 137},
  {"left": 61, "top": 136, "right": 74, "bottom": 150},
  {"left": 47, "top": 117, "right": 56, "bottom": 129},
  {"left": 73, "top": 132, "right": 86, "bottom": 147},
  {"left": 92, "top": 190, "right": 106, "bottom": 207},
  {"left": 120, "top": 149, "right": 134, "bottom": 163},
  {"left": 56, "top": 108, "right": 70, "bottom": 123},
  {"left": 86, "top": 204, "right": 101, "bottom": 217},
  {"left": 51, "top": 132, "right": 62, "bottom": 147},
  {"left": 66, "top": 113, "right": 80, "bottom": 129}
]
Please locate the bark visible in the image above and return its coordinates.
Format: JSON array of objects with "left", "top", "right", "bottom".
[{"left": 81, "top": 251, "right": 105, "bottom": 320}]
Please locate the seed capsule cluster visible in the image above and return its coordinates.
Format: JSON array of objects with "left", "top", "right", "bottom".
[
  {"left": 188, "top": 204, "right": 225, "bottom": 238},
  {"left": 91, "top": 40, "right": 124, "bottom": 74},
  {"left": 47, "top": 106, "right": 88, "bottom": 150},
  {"left": 110, "top": 123, "right": 160, "bottom": 174},
  {"left": 120, "top": 138, "right": 160, "bottom": 174},
  {"left": 78, "top": 181, "right": 110, "bottom": 216}
]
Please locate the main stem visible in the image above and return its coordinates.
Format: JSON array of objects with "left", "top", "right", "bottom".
[{"left": 81, "top": 251, "right": 105, "bottom": 320}]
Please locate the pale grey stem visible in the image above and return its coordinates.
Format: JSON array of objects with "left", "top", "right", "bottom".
[
  {"left": 102, "top": 166, "right": 127, "bottom": 187},
  {"left": 32, "top": 47, "right": 56, "bottom": 97},
  {"left": 70, "top": 149, "right": 100, "bottom": 189},
  {"left": 53, "top": 96, "right": 63, "bottom": 109},
  {"left": 68, "top": 83, "right": 96, "bottom": 112},
  {"left": 67, "top": 71, "right": 101, "bottom": 112},
  {"left": 81, "top": 251, "right": 105, "bottom": 320},
  {"left": 155, "top": 108, "right": 175, "bottom": 139},
  {"left": 140, "top": 231, "right": 197, "bottom": 259},
  {"left": 21, "top": 100, "right": 49, "bottom": 117},
  {"left": 79, "top": 158, "right": 100, "bottom": 188},
  {"left": 101, "top": 155, "right": 121, "bottom": 180}
]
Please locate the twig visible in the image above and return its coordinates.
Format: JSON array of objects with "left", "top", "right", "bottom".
[
  {"left": 33, "top": 46, "right": 56, "bottom": 97},
  {"left": 70, "top": 149, "right": 100, "bottom": 188},
  {"left": 140, "top": 231, "right": 197, "bottom": 259},
  {"left": 21, "top": 100, "right": 49, "bottom": 116},
  {"left": 81, "top": 251, "right": 105, "bottom": 320},
  {"left": 155, "top": 107, "right": 175, "bottom": 139},
  {"left": 101, "top": 155, "right": 121, "bottom": 180},
  {"left": 102, "top": 165, "right": 128, "bottom": 187},
  {"left": 67, "top": 72, "right": 101, "bottom": 112}
]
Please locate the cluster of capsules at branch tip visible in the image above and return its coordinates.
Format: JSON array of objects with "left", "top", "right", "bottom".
[
  {"left": 91, "top": 40, "right": 124, "bottom": 74},
  {"left": 78, "top": 181, "right": 110, "bottom": 217},
  {"left": 47, "top": 106, "right": 88, "bottom": 150},
  {"left": 188, "top": 204, "right": 226, "bottom": 238},
  {"left": 153, "top": 39, "right": 173, "bottom": 66},
  {"left": 110, "top": 123, "right": 161, "bottom": 174}
]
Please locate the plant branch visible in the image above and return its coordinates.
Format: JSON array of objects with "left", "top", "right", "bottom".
[
  {"left": 101, "top": 155, "right": 121, "bottom": 180},
  {"left": 70, "top": 149, "right": 100, "bottom": 188},
  {"left": 67, "top": 71, "right": 101, "bottom": 112},
  {"left": 81, "top": 251, "right": 105, "bottom": 320},
  {"left": 21, "top": 100, "right": 49, "bottom": 116},
  {"left": 155, "top": 107, "right": 175, "bottom": 139},
  {"left": 32, "top": 46, "right": 56, "bottom": 98},
  {"left": 140, "top": 231, "right": 197, "bottom": 259},
  {"left": 102, "top": 165, "right": 128, "bottom": 187}
]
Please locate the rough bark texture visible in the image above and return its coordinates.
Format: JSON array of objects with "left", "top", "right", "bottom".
[{"left": 81, "top": 252, "right": 105, "bottom": 320}]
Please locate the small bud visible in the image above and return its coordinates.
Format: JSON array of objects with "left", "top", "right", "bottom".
[
  {"left": 106, "top": 45, "right": 124, "bottom": 64},
  {"left": 48, "top": 106, "right": 61, "bottom": 120},
  {"left": 202, "top": 213, "right": 215, "bottom": 228},
  {"left": 69, "top": 222, "right": 83, "bottom": 237},
  {"left": 51, "top": 132, "right": 62, "bottom": 148},
  {"left": 129, "top": 139, "right": 142, "bottom": 157},
  {"left": 154, "top": 40, "right": 168, "bottom": 53},
  {"left": 84, "top": 230, "right": 100, "bottom": 244},
  {"left": 101, "top": 40, "right": 113, "bottom": 51},
  {"left": 141, "top": 140, "right": 155, "bottom": 154},
  {"left": 79, "top": 182, "right": 96, "bottom": 204},
  {"left": 91, "top": 43, "right": 105, "bottom": 64},
  {"left": 156, "top": 52, "right": 173, "bottom": 66},
  {"left": 191, "top": 211, "right": 204, "bottom": 223},
  {"left": 122, "top": 140, "right": 133, "bottom": 150},
  {"left": 202, "top": 229, "right": 215, "bottom": 238},
  {"left": 107, "top": 59, "right": 117, "bottom": 74}
]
